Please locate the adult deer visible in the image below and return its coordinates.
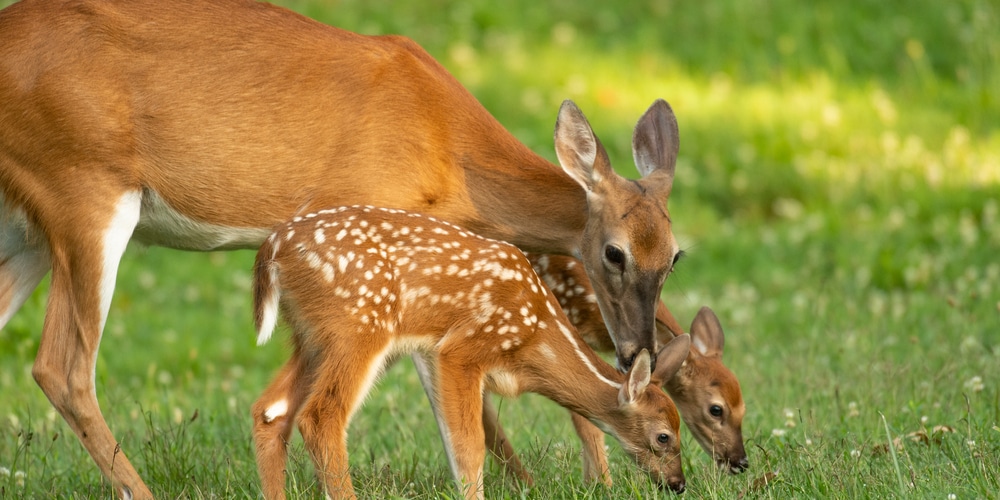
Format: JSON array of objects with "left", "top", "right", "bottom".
[
  {"left": 250, "top": 206, "right": 690, "bottom": 499},
  {"left": 0, "top": 0, "right": 682, "bottom": 497},
  {"left": 483, "top": 255, "right": 748, "bottom": 484}
]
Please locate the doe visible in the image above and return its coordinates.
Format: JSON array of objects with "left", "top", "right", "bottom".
[{"left": 250, "top": 205, "right": 690, "bottom": 499}]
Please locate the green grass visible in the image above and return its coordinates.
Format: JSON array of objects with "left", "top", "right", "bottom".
[{"left": 2, "top": 0, "right": 999, "bottom": 498}]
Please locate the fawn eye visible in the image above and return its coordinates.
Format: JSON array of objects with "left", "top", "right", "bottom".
[
  {"left": 604, "top": 245, "right": 625, "bottom": 270},
  {"left": 710, "top": 405, "right": 724, "bottom": 418},
  {"left": 656, "top": 433, "right": 671, "bottom": 444}
]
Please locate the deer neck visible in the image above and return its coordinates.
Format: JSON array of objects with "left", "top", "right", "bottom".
[
  {"left": 518, "top": 321, "right": 624, "bottom": 424},
  {"left": 456, "top": 142, "right": 587, "bottom": 257}
]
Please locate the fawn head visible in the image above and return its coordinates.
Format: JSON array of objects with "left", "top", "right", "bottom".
[
  {"left": 662, "top": 307, "right": 748, "bottom": 473},
  {"left": 555, "top": 99, "right": 682, "bottom": 373},
  {"left": 605, "top": 334, "right": 690, "bottom": 494}
]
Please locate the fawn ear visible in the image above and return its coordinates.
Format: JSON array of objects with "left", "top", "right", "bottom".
[
  {"left": 619, "top": 349, "right": 652, "bottom": 405},
  {"left": 554, "top": 100, "right": 614, "bottom": 194},
  {"left": 652, "top": 333, "right": 690, "bottom": 384},
  {"left": 690, "top": 306, "right": 725, "bottom": 358}
]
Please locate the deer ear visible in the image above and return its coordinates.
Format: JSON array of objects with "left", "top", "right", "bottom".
[
  {"left": 554, "top": 100, "right": 613, "bottom": 193},
  {"left": 690, "top": 306, "right": 725, "bottom": 358},
  {"left": 619, "top": 349, "right": 652, "bottom": 405},
  {"left": 632, "top": 99, "right": 679, "bottom": 197},
  {"left": 652, "top": 333, "right": 690, "bottom": 383}
]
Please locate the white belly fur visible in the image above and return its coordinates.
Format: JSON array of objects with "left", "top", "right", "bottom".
[{"left": 133, "top": 189, "right": 271, "bottom": 251}]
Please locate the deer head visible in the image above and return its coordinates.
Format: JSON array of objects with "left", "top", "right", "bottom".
[
  {"left": 555, "top": 99, "right": 682, "bottom": 372},
  {"left": 662, "top": 306, "right": 748, "bottom": 473}
]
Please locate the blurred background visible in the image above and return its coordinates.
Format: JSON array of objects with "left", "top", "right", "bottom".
[{"left": 1, "top": 0, "right": 997, "bottom": 497}]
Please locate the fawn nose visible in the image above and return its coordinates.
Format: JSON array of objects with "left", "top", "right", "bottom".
[
  {"left": 660, "top": 478, "right": 685, "bottom": 495},
  {"left": 733, "top": 455, "right": 749, "bottom": 473}
]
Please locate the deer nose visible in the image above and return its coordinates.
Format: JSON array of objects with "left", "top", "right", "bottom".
[
  {"left": 616, "top": 342, "right": 641, "bottom": 372},
  {"left": 660, "top": 478, "right": 685, "bottom": 495},
  {"left": 616, "top": 352, "right": 635, "bottom": 372},
  {"left": 734, "top": 456, "right": 749, "bottom": 473}
]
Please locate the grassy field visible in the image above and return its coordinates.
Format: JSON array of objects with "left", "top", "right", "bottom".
[{"left": 2, "top": 0, "right": 999, "bottom": 498}]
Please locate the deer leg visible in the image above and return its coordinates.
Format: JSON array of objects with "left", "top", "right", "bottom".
[
  {"left": 252, "top": 349, "right": 310, "bottom": 500},
  {"left": 481, "top": 397, "right": 534, "bottom": 486},
  {"left": 435, "top": 359, "right": 487, "bottom": 500},
  {"left": 414, "top": 353, "right": 530, "bottom": 487},
  {"left": 296, "top": 336, "right": 392, "bottom": 500},
  {"left": 570, "top": 411, "right": 612, "bottom": 486},
  {"left": 30, "top": 191, "right": 148, "bottom": 499},
  {"left": 0, "top": 205, "right": 51, "bottom": 326}
]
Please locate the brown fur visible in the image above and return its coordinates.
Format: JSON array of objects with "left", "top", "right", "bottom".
[
  {"left": 480, "top": 255, "right": 749, "bottom": 484},
  {"left": 250, "top": 206, "right": 688, "bottom": 498},
  {"left": 0, "top": 1, "right": 684, "bottom": 496}
]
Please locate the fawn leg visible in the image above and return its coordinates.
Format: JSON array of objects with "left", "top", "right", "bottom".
[
  {"left": 481, "top": 397, "right": 534, "bottom": 486},
  {"left": 436, "top": 359, "right": 487, "bottom": 500},
  {"left": 297, "top": 338, "right": 392, "bottom": 499},
  {"left": 252, "top": 350, "right": 311, "bottom": 500},
  {"left": 571, "top": 411, "right": 612, "bottom": 486}
]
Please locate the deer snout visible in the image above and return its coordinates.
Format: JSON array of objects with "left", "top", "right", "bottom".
[
  {"left": 728, "top": 454, "right": 749, "bottom": 474},
  {"left": 659, "top": 477, "right": 685, "bottom": 495},
  {"left": 616, "top": 342, "right": 642, "bottom": 372}
]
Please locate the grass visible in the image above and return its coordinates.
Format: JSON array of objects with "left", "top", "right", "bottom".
[{"left": 2, "top": 0, "right": 999, "bottom": 498}]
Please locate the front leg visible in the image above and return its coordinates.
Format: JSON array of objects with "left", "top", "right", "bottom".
[
  {"left": 436, "top": 360, "right": 487, "bottom": 500},
  {"left": 415, "top": 355, "right": 531, "bottom": 490},
  {"left": 571, "top": 411, "right": 612, "bottom": 486}
]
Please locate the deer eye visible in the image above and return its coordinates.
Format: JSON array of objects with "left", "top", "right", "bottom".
[
  {"left": 604, "top": 245, "right": 625, "bottom": 270},
  {"left": 710, "top": 405, "right": 724, "bottom": 418},
  {"left": 656, "top": 433, "right": 671, "bottom": 444},
  {"left": 671, "top": 249, "right": 685, "bottom": 267}
]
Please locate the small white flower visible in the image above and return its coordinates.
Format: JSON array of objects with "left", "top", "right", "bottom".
[
  {"left": 967, "top": 440, "right": 976, "bottom": 449},
  {"left": 948, "top": 494, "right": 957, "bottom": 500},
  {"left": 784, "top": 408, "right": 797, "bottom": 427},
  {"left": 921, "top": 415, "right": 929, "bottom": 425},
  {"left": 805, "top": 438, "right": 813, "bottom": 446},
  {"left": 0, "top": 466, "right": 10, "bottom": 477},
  {"left": 964, "top": 376, "right": 984, "bottom": 393},
  {"left": 771, "top": 428, "right": 787, "bottom": 437},
  {"left": 13, "top": 470, "right": 25, "bottom": 487},
  {"left": 850, "top": 449, "right": 861, "bottom": 458},
  {"left": 847, "top": 401, "right": 860, "bottom": 418}
]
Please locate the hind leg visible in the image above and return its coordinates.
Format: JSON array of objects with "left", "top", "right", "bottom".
[
  {"left": 0, "top": 204, "right": 51, "bottom": 326},
  {"left": 296, "top": 335, "right": 393, "bottom": 499},
  {"left": 30, "top": 190, "right": 150, "bottom": 499},
  {"left": 252, "top": 349, "right": 311, "bottom": 500}
]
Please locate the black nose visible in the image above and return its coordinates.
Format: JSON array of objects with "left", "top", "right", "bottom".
[
  {"left": 670, "top": 480, "right": 686, "bottom": 494},
  {"left": 729, "top": 456, "right": 749, "bottom": 474},
  {"left": 617, "top": 353, "right": 635, "bottom": 372},
  {"left": 657, "top": 478, "right": 685, "bottom": 495}
]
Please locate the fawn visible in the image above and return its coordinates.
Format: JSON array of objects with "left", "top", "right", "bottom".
[
  {"left": 496, "top": 254, "right": 748, "bottom": 482},
  {"left": 250, "top": 206, "right": 690, "bottom": 499}
]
